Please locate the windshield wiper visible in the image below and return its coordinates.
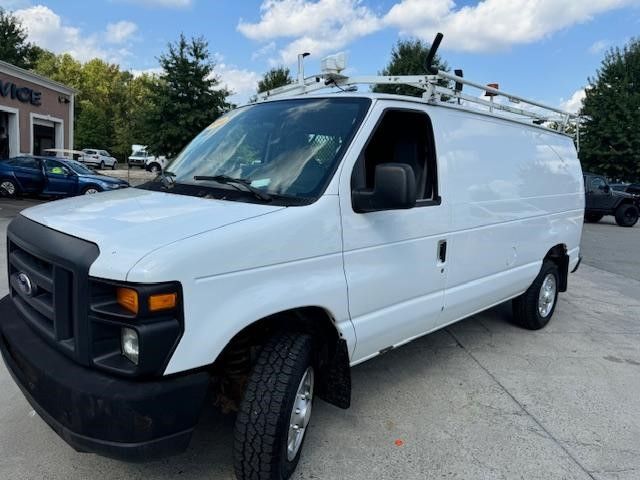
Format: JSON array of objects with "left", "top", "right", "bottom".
[{"left": 193, "top": 175, "right": 272, "bottom": 201}]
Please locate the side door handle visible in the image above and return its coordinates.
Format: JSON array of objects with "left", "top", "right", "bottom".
[{"left": 437, "top": 239, "right": 447, "bottom": 264}]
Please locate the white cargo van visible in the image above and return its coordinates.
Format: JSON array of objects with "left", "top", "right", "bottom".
[{"left": 0, "top": 36, "right": 583, "bottom": 480}]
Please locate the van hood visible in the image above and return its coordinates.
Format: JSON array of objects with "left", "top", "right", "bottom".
[{"left": 20, "top": 188, "right": 285, "bottom": 279}]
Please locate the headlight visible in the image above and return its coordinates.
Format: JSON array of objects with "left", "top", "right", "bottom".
[
  {"left": 105, "top": 183, "right": 122, "bottom": 189},
  {"left": 89, "top": 279, "right": 183, "bottom": 376},
  {"left": 121, "top": 327, "right": 139, "bottom": 365}
]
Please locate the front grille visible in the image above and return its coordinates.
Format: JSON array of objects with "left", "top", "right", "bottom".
[
  {"left": 6, "top": 215, "right": 100, "bottom": 364},
  {"left": 8, "top": 240, "right": 75, "bottom": 351}
]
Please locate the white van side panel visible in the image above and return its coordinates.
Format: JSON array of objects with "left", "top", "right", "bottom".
[{"left": 426, "top": 107, "right": 584, "bottom": 324}]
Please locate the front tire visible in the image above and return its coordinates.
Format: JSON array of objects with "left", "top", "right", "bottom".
[
  {"left": 512, "top": 260, "right": 559, "bottom": 330},
  {"left": 234, "top": 332, "right": 314, "bottom": 480},
  {"left": 82, "top": 185, "right": 102, "bottom": 195},
  {"left": 615, "top": 204, "right": 639, "bottom": 227}
]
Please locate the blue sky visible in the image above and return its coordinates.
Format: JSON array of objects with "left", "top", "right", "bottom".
[{"left": 3, "top": 0, "right": 640, "bottom": 109}]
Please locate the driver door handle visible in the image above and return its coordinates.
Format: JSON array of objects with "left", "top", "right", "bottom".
[{"left": 438, "top": 240, "right": 447, "bottom": 263}]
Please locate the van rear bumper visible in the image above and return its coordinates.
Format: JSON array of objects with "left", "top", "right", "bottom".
[{"left": 0, "top": 295, "right": 209, "bottom": 461}]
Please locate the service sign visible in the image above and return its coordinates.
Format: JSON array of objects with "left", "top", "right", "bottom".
[{"left": 0, "top": 78, "right": 42, "bottom": 106}]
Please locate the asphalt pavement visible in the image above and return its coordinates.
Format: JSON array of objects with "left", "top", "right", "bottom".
[{"left": 1, "top": 199, "right": 639, "bottom": 480}]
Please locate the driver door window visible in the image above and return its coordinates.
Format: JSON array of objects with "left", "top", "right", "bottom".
[
  {"left": 44, "top": 159, "right": 69, "bottom": 176},
  {"left": 590, "top": 176, "right": 606, "bottom": 193},
  {"left": 352, "top": 109, "right": 439, "bottom": 204}
]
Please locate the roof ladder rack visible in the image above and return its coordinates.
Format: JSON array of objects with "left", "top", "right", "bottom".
[{"left": 256, "top": 33, "right": 581, "bottom": 147}]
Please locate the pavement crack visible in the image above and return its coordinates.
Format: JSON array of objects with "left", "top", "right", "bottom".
[{"left": 445, "top": 327, "right": 597, "bottom": 480}]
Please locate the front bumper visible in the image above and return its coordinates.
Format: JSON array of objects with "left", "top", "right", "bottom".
[{"left": 0, "top": 295, "right": 209, "bottom": 461}]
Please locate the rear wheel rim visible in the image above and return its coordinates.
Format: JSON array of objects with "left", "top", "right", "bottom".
[
  {"left": 1, "top": 181, "right": 15, "bottom": 195},
  {"left": 287, "top": 366, "right": 314, "bottom": 461},
  {"left": 538, "top": 273, "right": 556, "bottom": 318},
  {"left": 626, "top": 209, "right": 637, "bottom": 222},
  {"left": 84, "top": 188, "right": 99, "bottom": 194},
  {"left": 151, "top": 165, "right": 159, "bottom": 173}
]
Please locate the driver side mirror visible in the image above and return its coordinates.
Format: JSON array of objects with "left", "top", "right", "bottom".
[
  {"left": 598, "top": 184, "right": 610, "bottom": 193},
  {"left": 352, "top": 163, "right": 416, "bottom": 213}
]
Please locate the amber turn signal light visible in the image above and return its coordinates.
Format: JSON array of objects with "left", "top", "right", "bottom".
[
  {"left": 116, "top": 287, "right": 139, "bottom": 314},
  {"left": 148, "top": 292, "right": 177, "bottom": 312}
]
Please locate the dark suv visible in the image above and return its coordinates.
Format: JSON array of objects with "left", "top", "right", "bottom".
[{"left": 584, "top": 173, "right": 640, "bottom": 227}]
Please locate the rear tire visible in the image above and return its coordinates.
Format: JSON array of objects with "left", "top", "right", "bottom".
[
  {"left": 614, "top": 204, "right": 639, "bottom": 227},
  {"left": 234, "top": 332, "right": 314, "bottom": 480},
  {"left": 99, "top": 160, "right": 105, "bottom": 170},
  {"left": 584, "top": 212, "right": 603, "bottom": 223},
  {"left": 1, "top": 179, "right": 18, "bottom": 197},
  {"left": 512, "top": 260, "right": 559, "bottom": 330}
]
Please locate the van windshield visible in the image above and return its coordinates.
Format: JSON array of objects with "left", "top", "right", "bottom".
[{"left": 162, "top": 98, "right": 370, "bottom": 205}]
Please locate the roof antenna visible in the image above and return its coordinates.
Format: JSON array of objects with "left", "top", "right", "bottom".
[
  {"left": 424, "top": 32, "right": 444, "bottom": 74},
  {"left": 297, "top": 52, "right": 310, "bottom": 85}
]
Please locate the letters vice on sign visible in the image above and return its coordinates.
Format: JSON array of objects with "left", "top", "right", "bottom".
[{"left": 0, "top": 79, "right": 42, "bottom": 106}]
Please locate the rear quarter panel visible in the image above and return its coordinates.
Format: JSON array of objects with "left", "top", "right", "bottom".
[{"left": 427, "top": 106, "right": 584, "bottom": 323}]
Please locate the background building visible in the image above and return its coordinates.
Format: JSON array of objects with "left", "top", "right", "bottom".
[{"left": 0, "top": 60, "right": 76, "bottom": 158}]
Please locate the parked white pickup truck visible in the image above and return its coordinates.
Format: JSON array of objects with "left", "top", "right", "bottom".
[
  {"left": 128, "top": 146, "right": 168, "bottom": 173},
  {"left": 0, "top": 38, "right": 583, "bottom": 480}
]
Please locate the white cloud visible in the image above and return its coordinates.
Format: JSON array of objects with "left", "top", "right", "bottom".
[
  {"left": 239, "top": 0, "right": 640, "bottom": 64},
  {"left": 130, "top": 67, "right": 163, "bottom": 77},
  {"left": 14, "top": 5, "right": 137, "bottom": 63},
  {"left": 106, "top": 20, "right": 138, "bottom": 44},
  {"left": 212, "top": 54, "right": 261, "bottom": 104},
  {"left": 238, "top": 0, "right": 381, "bottom": 63},
  {"left": 384, "top": 0, "right": 640, "bottom": 52},
  {"left": 588, "top": 39, "right": 609, "bottom": 54},
  {"left": 560, "top": 88, "right": 586, "bottom": 113}
]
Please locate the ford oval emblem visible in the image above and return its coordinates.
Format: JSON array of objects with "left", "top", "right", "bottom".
[{"left": 16, "top": 272, "right": 34, "bottom": 297}]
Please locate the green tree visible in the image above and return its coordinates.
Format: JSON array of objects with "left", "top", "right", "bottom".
[
  {"left": 144, "top": 34, "right": 231, "bottom": 157},
  {"left": 113, "top": 72, "right": 159, "bottom": 159},
  {"left": 373, "top": 39, "right": 449, "bottom": 98},
  {"left": 257, "top": 66, "right": 293, "bottom": 93},
  {"left": 75, "top": 100, "right": 110, "bottom": 149},
  {"left": 580, "top": 38, "right": 640, "bottom": 182},
  {"left": 0, "top": 8, "right": 38, "bottom": 68}
]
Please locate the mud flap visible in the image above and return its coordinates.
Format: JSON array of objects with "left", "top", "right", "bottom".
[{"left": 316, "top": 338, "right": 351, "bottom": 409}]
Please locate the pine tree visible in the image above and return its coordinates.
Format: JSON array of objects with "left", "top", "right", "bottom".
[
  {"left": 373, "top": 39, "right": 449, "bottom": 98},
  {"left": 0, "top": 8, "right": 36, "bottom": 68},
  {"left": 144, "top": 34, "right": 231, "bottom": 157},
  {"left": 257, "top": 66, "right": 293, "bottom": 93},
  {"left": 580, "top": 39, "right": 640, "bottom": 182}
]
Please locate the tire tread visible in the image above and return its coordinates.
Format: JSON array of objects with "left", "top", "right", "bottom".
[{"left": 234, "top": 332, "right": 312, "bottom": 480}]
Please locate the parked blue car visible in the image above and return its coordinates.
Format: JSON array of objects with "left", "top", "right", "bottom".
[{"left": 0, "top": 156, "right": 129, "bottom": 197}]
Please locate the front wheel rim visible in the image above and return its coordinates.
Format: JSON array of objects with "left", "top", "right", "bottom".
[
  {"left": 1, "top": 181, "right": 15, "bottom": 195},
  {"left": 84, "top": 188, "right": 99, "bottom": 194},
  {"left": 287, "top": 366, "right": 314, "bottom": 461},
  {"left": 538, "top": 273, "right": 557, "bottom": 318}
]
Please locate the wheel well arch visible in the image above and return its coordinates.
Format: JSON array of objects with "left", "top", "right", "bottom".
[
  {"left": 213, "top": 306, "right": 351, "bottom": 409},
  {"left": 544, "top": 243, "right": 569, "bottom": 292}
]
